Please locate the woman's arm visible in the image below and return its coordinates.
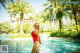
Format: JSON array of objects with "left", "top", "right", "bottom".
[
  {"left": 34, "top": 29, "right": 41, "bottom": 44},
  {"left": 39, "top": 36, "right": 41, "bottom": 44}
]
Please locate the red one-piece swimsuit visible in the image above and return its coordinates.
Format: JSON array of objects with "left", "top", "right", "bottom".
[{"left": 31, "top": 31, "right": 38, "bottom": 43}]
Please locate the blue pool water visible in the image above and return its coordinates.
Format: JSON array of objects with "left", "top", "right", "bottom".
[{"left": 0, "top": 34, "right": 80, "bottom": 53}]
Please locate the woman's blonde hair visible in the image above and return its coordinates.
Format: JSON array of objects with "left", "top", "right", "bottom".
[{"left": 33, "top": 23, "right": 39, "bottom": 30}]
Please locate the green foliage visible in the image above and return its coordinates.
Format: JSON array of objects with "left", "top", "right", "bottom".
[
  {"left": 7, "top": 0, "right": 33, "bottom": 33},
  {"left": 41, "top": 3, "right": 54, "bottom": 22},
  {"left": 9, "top": 23, "right": 33, "bottom": 34},
  {"left": 74, "top": 32, "right": 80, "bottom": 39},
  {"left": 78, "top": 25, "right": 80, "bottom": 31},
  {"left": 50, "top": 29, "right": 79, "bottom": 39},
  {"left": 23, "top": 23, "right": 33, "bottom": 34},
  {"left": 50, "top": 30, "right": 59, "bottom": 37},
  {"left": 56, "top": 11, "right": 63, "bottom": 20},
  {"left": 10, "top": 33, "right": 31, "bottom": 38},
  {"left": 0, "top": 0, "right": 14, "bottom": 9},
  {"left": 0, "top": 22, "right": 34, "bottom": 34},
  {"left": 8, "top": 0, "right": 33, "bottom": 19},
  {"left": 13, "top": 24, "right": 20, "bottom": 33},
  {"left": 0, "top": 22, "right": 12, "bottom": 34}
]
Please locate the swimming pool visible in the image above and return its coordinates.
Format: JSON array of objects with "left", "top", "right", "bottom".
[{"left": 0, "top": 34, "right": 80, "bottom": 53}]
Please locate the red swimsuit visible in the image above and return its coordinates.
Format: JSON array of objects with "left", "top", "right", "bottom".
[{"left": 31, "top": 31, "right": 38, "bottom": 43}]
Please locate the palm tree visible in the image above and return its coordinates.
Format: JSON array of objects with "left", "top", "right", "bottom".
[
  {"left": 41, "top": 0, "right": 66, "bottom": 32},
  {"left": 42, "top": 5, "right": 54, "bottom": 22},
  {"left": 64, "top": 0, "right": 80, "bottom": 31},
  {"left": 71, "top": 0, "right": 80, "bottom": 31},
  {"left": 8, "top": 0, "right": 33, "bottom": 33},
  {"left": 0, "top": 0, "right": 14, "bottom": 9}
]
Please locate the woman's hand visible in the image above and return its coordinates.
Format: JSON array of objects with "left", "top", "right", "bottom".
[{"left": 40, "top": 42, "right": 41, "bottom": 44}]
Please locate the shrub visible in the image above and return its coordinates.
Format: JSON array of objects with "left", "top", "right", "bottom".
[
  {"left": 74, "top": 32, "right": 80, "bottom": 39},
  {"left": 50, "top": 29, "right": 79, "bottom": 39},
  {"left": 23, "top": 23, "right": 33, "bottom": 34},
  {"left": 0, "top": 22, "right": 12, "bottom": 34},
  {"left": 50, "top": 31, "right": 58, "bottom": 37}
]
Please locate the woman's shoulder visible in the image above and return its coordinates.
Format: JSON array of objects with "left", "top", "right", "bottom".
[
  {"left": 34, "top": 29, "right": 39, "bottom": 35},
  {"left": 31, "top": 31, "right": 34, "bottom": 34}
]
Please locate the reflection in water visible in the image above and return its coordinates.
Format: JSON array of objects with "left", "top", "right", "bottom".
[{"left": 0, "top": 34, "right": 80, "bottom": 53}]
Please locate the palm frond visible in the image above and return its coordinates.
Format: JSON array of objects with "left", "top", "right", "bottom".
[{"left": 0, "top": 0, "right": 14, "bottom": 9}]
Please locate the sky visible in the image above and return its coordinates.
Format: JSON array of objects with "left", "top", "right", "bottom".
[{"left": 0, "top": 0, "right": 47, "bottom": 22}]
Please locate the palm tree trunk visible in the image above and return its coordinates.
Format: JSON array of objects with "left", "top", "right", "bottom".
[
  {"left": 71, "top": 0, "right": 78, "bottom": 31},
  {"left": 59, "top": 19, "right": 62, "bottom": 33},
  {"left": 73, "top": 12, "right": 78, "bottom": 31},
  {"left": 56, "top": 0, "right": 57, "bottom": 8},
  {"left": 20, "top": 19, "right": 23, "bottom": 33},
  {"left": 20, "top": 12, "right": 24, "bottom": 33}
]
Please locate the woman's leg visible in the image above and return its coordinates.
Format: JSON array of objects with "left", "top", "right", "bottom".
[
  {"left": 36, "top": 42, "right": 40, "bottom": 53},
  {"left": 31, "top": 42, "right": 37, "bottom": 53},
  {"left": 36, "top": 46, "right": 39, "bottom": 53},
  {"left": 31, "top": 41, "right": 40, "bottom": 53}
]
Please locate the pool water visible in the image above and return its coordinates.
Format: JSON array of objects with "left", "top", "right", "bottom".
[{"left": 0, "top": 34, "right": 80, "bottom": 53}]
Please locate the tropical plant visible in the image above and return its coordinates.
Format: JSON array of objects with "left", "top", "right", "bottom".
[
  {"left": 23, "top": 23, "right": 33, "bottom": 33},
  {"left": 0, "top": 22, "right": 12, "bottom": 34},
  {"left": 71, "top": 0, "right": 80, "bottom": 31},
  {"left": 0, "top": 0, "right": 14, "bottom": 8},
  {"left": 7, "top": 0, "right": 33, "bottom": 33},
  {"left": 41, "top": 0, "right": 71, "bottom": 33}
]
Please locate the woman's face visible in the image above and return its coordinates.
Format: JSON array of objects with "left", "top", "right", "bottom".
[{"left": 33, "top": 23, "right": 39, "bottom": 29}]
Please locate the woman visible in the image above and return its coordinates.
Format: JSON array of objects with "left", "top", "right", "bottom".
[{"left": 31, "top": 23, "right": 41, "bottom": 53}]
